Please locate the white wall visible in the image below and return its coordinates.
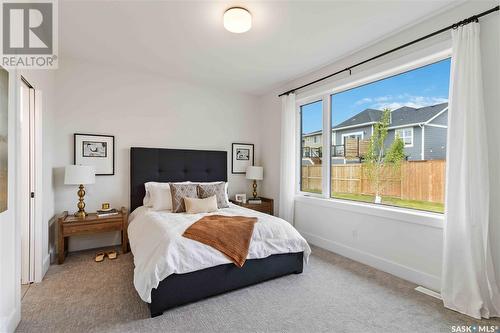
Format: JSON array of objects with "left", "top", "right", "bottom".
[
  {"left": 258, "top": 1, "right": 499, "bottom": 291},
  {"left": 53, "top": 58, "right": 261, "bottom": 251}
]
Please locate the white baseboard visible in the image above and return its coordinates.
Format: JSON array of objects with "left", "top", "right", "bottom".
[
  {"left": 0, "top": 306, "right": 20, "bottom": 333},
  {"left": 415, "top": 286, "right": 442, "bottom": 299},
  {"left": 301, "top": 230, "right": 441, "bottom": 291},
  {"left": 42, "top": 254, "right": 50, "bottom": 278}
]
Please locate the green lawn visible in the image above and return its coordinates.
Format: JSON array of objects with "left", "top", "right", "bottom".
[
  {"left": 332, "top": 192, "right": 444, "bottom": 213},
  {"left": 300, "top": 189, "right": 444, "bottom": 213}
]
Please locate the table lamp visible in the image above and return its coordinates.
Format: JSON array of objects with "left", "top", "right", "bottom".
[
  {"left": 64, "top": 165, "right": 95, "bottom": 218},
  {"left": 246, "top": 166, "right": 263, "bottom": 199}
]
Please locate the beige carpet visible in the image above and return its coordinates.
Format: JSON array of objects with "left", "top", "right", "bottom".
[{"left": 17, "top": 246, "right": 500, "bottom": 333}]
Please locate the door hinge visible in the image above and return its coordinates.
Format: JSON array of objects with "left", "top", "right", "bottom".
[{"left": 30, "top": 192, "right": 35, "bottom": 198}]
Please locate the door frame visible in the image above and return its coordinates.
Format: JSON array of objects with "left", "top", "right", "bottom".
[{"left": 18, "top": 75, "right": 44, "bottom": 283}]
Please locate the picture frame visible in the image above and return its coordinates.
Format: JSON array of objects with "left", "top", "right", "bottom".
[
  {"left": 232, "top": 143, "right": 254, "bottom": 174},
  {"left": 235, "top": 193, "right": 247, "bottom": 204},
  {"left": 74, "top": 133, "right": 115, "bottom": 176}
]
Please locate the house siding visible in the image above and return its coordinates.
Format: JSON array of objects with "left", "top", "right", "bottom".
[
  {"left": 424, "top": 125, "right": 447, "bottom": 160},
  {"left": 386, "top": 126, "right": 422, "bottom": 161},
  {"left": 429, "top": 110, "right": 448, "bottom": 126}
]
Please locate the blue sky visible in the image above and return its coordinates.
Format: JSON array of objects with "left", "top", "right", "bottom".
[{"left": 301, "top": 58, "right": 451, "bottom": 134}]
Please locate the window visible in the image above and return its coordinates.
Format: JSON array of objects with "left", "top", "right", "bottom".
[
  {"left": 395, "top": 127, "right": 413, "bottom": 147},
  {"left": 298, "top": 57, "right": 450, "bottom": 213},
  {"left": 330, "top": 58, "right": 450, "bottom": 213},
  {"left": 300, "top": 100, "right": 323, "bottom": 194},
  {"left": 341, "top": 132, "right": 364, "bottom": 144}
]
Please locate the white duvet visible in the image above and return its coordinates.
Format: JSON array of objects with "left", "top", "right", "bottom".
[{"left": 128, "top": 203, "right": 311, "bottom": 303}]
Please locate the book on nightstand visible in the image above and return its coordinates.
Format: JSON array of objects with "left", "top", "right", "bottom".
[
  {"left": 247, "top": 198, "right": 262, "bottom": 204},
  {"left": 96, "top": 208, "right": 119, "bottom": 217}
]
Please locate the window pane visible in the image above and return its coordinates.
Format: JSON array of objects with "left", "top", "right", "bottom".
[
  {"left": 300, "top": 100, "right": 323, "bottom": 194},
  {"left": 330, "top": 58, "right": 451, "bottom": 213}
]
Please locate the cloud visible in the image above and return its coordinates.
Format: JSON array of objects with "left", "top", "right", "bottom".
[
  {"left": 354, "top": 97, "right": 372, "bottom": 105},
  {"left": 355, "top": 95, "right": 394, "bottom": 106},
  {"left": 371, "top": 95, "right": 448, "bottom": 110},
  {"left": 374, "top": 95, "right": 392, "bottom": 102}
]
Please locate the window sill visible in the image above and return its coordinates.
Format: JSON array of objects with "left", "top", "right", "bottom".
[{"left": 295, "top": 195, "right": 444, "bottom": 229}]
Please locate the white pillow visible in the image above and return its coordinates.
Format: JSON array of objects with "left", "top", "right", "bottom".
[
  {"left": 149, "top": 184, "right": 172, "bottom": 211},
  {"left": 144, "top": 181, "right": 189, "bottom": 211},
  {"left": 184, "top": 195, "right": 218, "bottom": 214}
]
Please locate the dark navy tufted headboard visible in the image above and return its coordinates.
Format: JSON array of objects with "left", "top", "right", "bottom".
[{"left": 130, "top": 147, "right": 227, "bottom": 212}]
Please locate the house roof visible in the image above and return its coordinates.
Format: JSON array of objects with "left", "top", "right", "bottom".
[
  {"left": 302, "top": 129, "right": 322, "bottom": 137},
  {"left": 332, "top": 102, "right": 448, "bottom": 130}
]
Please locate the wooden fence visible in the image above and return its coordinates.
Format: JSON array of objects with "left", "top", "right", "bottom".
[{"left": 301, "top": 160, "right": 446, "bottom": 203}]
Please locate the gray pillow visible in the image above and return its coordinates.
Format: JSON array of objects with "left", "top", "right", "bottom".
[
  {"left": 197, "top": 183, "right": 229, "bottom": 209},
  {"left": 169, "top": 183, "right": 198, "bottom": 213}
]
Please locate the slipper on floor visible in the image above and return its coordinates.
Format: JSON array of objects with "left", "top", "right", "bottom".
[
  {"left": 106, "top": 250, "right": 118, "bottom": 260},
  {"left": 95, "top": 252, "right": 105, "bottom": 262}
]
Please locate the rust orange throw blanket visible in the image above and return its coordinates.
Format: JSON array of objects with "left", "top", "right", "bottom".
[{"left": 183, "top": 215, "right": 257, "bottom": 267}]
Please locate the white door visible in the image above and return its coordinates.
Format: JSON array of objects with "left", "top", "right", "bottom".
[{"left": 20, "top": 79, "right": 35, "bottom": 284}]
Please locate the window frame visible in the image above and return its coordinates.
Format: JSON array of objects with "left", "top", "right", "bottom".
[
  {"left": 341, "top": 131, "right": 364, "bottom": 144},
  {"left": 297, "top": 98, "right": 325, "bottom": 197},
  {"left": 295, "top": 42, "right": 451, "bottom": 219},
  {"left": 395, "top": 127, "right": 414, "bottom": 147}
]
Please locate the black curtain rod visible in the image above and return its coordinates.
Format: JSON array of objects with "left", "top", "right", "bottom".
[{"left": 278, "top": 5, "right": 499, "bottom": 97}]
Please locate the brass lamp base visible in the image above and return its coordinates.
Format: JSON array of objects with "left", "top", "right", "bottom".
[
  {"left": 74, "top": 184, "right": 88, "bottom": 218},
  {"left": 252, "top": 180, "right": 258, "bottom": 199},
  {"left": 74, "top": 210, "right": 87, "bottom": 218}
]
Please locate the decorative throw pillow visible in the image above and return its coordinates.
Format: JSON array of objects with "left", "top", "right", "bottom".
[
  {"left": 170, "top": 183, "right": 198, "bottom": 213},
  {"left": 192, "top": 182, "right": 229, "bottom": 204},
  {"left": 184, "top": 195, "right": 218, "bottom": 214},
  {"left": 197, "top": 182, "right": 229, "bottom": 208}
]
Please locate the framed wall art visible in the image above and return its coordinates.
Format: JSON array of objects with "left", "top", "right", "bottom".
[
  {"left": 74, "top": 133, "right": 115, "bottom": 175},
  {"left": 231, "top": 143, "right": 254, "bottom": 174}
]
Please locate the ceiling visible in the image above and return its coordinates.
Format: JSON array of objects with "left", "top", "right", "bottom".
[{"left": 59, "top": 0, "right": 461, "bottom": 95}]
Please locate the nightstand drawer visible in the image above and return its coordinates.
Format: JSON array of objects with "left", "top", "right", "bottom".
[
  {"left": 230, "top": 197, "right": 274, "bottom": 216},
  {"left": 63, "top": 220, "right": 123, "bottom": 236},
  {"left": 244, "top": 203, "right": 271, "bottom": 213}
]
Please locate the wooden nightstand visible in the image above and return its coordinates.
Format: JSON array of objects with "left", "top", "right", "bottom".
[
  {"left": 230, "top": 197, "right": 274, "bottom": 216},
  {"left": 57, "top": 207, "right": 129, "bottom": 264}
]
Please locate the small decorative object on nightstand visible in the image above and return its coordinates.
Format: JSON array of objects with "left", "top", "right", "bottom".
[
  {"left": 234, "top": 193, "right": 247, "bottom": 203},
  {"left": 246, "top": 166, "right": 263, "bottom": 200},
  {"left": 230, "top": 197, "right": 274, "bottom": 216},
  {"left": 57, "top": 207, "right": 129, "bottom": 264},
  {"left": 64, "top": 165, "right": 95, "bottom": 218}
]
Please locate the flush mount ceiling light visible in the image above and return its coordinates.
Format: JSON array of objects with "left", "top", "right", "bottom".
[{"left": 224, "top": 7, "right": 252, "bottom": 33}]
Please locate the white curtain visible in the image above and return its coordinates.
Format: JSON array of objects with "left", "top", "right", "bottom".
[
  {"left": 279, "top": 93, "right": 296, "bottom": 223},
  {"left": 441, "top": 22, "right": 500, "bottom": 319}
]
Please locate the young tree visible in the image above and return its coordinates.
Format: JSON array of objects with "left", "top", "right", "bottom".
[{"left": 363, "top": 108, "right": 405, "bottom": 203}]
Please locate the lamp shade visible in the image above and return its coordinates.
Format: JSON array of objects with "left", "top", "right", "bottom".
[
  {"left": 246, "top": 166, "right": 263, "bottom": 180},
  {"left": 64, "top": 165, "right": 95, "bottom": 185}
]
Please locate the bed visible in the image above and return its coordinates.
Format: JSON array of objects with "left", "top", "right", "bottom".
[{"left": 129, "top": 147, "right": 310, "bottom": 317}]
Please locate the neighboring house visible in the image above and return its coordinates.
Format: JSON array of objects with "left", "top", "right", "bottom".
[
  {"left": 302, "top": 103, "right": 448, "bottom": 165},
  {"left": 301, "top": 130, "right": 323, "bottom": 165},
  {"left": 333, "top": 102, "right": 448, "bottom": 162}
]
